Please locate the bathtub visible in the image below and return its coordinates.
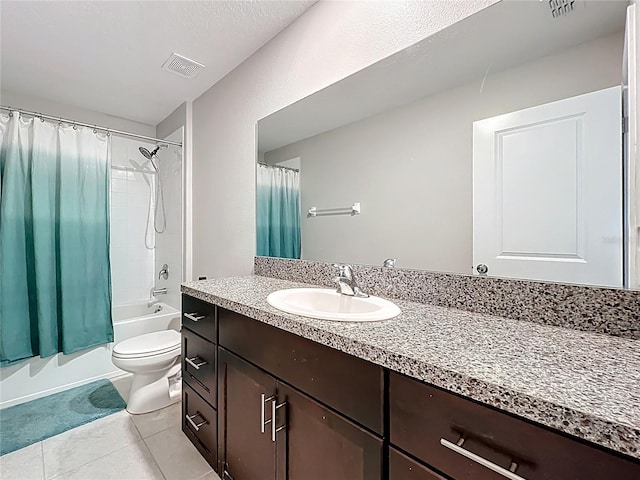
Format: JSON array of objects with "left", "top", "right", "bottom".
[{"left": 0, "top": 301, "right": 181, "bottom": 409}]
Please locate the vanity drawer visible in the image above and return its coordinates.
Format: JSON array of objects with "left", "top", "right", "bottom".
[
  {"left": 389, "top": 372, "right": 640, "bottom": 480},
  {"left": 389, "top": 447, "right": 447, "bottom": 480},
  {"left": 182, "top": 382, "right": 217, "bottom": 469},
  {"left": 182, "top": 328, "right": 216, "bottom": 407},
  {"left": 182, "top": 294, "right": 216, "bottom": 342},
  {"left": 218, "top": 307, "right": 384, "bottom": 435}
]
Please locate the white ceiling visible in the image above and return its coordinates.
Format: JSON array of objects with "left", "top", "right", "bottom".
[{"left": 0, "top": 0, "right": 315, "bottom": 126}]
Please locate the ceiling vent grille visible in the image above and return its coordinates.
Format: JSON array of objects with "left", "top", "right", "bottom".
[{"left": 161, "top": 53, "right": 205, "bottom": 79}]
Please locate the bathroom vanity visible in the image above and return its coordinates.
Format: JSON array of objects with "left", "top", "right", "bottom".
[{"left": 180, "top": 275, "right": 640, "bottom": 480}]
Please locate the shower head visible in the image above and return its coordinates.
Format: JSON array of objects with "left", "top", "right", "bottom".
[{"left": 139, "top": 146, "right": 160, "bottom": 160}]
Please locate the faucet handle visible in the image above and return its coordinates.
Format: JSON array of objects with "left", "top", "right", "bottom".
[
  {"left": 333, "top": 263, "right": 354, "bottom": 278},
  {"left": 383, "top": 258, "right": 397, "bottom": 268}
]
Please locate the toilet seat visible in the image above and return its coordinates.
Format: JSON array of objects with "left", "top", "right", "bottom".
[{"left": 113, "top": 330, "right": 181, "bottom": 359}]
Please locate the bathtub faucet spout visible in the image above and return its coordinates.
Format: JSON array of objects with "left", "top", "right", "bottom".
[{"left": 148, "top": 287, "right": 167, "bottom": 308}]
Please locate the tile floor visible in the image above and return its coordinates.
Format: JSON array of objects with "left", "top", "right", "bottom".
[{"left": 0, "top": 376, "right": 221, "bottom": 480}]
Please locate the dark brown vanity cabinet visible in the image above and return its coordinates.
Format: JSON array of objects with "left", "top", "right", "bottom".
[
  {"left": 389, "top": 372, "right": 640, "bottom": 480},
  {"left": 217, "top": 348, "right": 277, "bottom": 479},
  {"left": 181, "top": 295, "right": 640, "bottom": 480},
  {"left": 181, "top": 295, "right": 218, "bottom": 469},
  {"left": 389, "top": 448, "right": 447, "bottom": 480},
  {"left": 218, "top": 348, "right": 383, "bottom": 480}
]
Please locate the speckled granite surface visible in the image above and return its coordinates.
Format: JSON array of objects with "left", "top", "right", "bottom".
[
  {"left": 182, "top": 275, "right": 640, "bottom": 460},
  {"left": 255, "top": 256, "right": 640, "bottom": 340}
]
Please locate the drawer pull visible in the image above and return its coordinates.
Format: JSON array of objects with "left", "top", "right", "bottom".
[
  {"left": 185, "top": 356, "right": 207, "bottom": 370},
  {"left": 185, "top": 411, "right": 208, "bottom": 431},
  {"left": 271, "top": 399, "right": 287, "bottom": 442},
  {"left": 440, "top": 437, "right": 526, "bottom": 480},
  {"left": 184, "top": 312, "right": 205, "bottom": 322},
  {"left": 260, "top": 393, "right": 275, "bottom": 433}
]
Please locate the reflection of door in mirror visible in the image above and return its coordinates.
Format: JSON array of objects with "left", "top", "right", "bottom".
[{"left": 473, "top": 87, "right": 622, "bottom": 288}]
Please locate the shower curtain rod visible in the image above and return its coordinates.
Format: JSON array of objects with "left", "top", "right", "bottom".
[
  {"left": 0, "top": 105, "right": 182, "bottom": 147},
  {"left": 258, "top": 162, "right": 299, "bottom": 172}
]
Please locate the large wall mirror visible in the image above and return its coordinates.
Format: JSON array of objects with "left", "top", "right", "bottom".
[{"left": 257, "top": 0, "right": 638, "bottom": 289}]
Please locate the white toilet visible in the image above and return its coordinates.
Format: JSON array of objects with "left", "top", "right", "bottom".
[{"left": 112, "top": 329, "right": 182, "bottom": 414}]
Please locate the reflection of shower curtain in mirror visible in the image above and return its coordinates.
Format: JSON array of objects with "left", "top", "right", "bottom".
[
  {"left": 0, "top": 112, "right": 113, "bottom": 365},
  {"left": 256, "top": 164, "right": 301, "bottom": 259}
]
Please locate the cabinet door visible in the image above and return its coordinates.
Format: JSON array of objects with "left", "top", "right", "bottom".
[
  {"left": 389, "top": 447, "right": 447, "bottom": 480},
  {"left": 218, "top": 349, "right": 276, "bottom": 480},
  {"left": 276, "top": 382, "right": 382, "bottom": 480}
]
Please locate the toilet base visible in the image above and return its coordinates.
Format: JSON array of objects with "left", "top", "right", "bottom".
[{"left": 126, "top": 363, "right": 182, "bottom": 415}]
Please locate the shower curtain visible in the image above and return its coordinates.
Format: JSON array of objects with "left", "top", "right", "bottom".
[
  {"left": 0, "top": 112, "right": 113, "bottom": 365},
  {"left": 256, "top": 164, "right": 301, "bottom": 259}
]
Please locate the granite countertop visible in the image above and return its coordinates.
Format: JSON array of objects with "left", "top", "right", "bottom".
[{"left": 182, "top": 275, "right": 640, "bottom": 459}]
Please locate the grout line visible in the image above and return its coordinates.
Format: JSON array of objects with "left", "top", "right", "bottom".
[
  {"left": 47, "top": 440, "right": 150, "bottom": 480},
  {"left": 141, "top": 436, "right": 167, "bottom": 480},
  {"left": 43, "top": 413, "right": 139, "bottom": 480},
  {"left": 40, "top": 442, "right": 45, "bottom": 480}
]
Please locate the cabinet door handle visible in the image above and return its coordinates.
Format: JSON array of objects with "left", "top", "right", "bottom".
[
  {"left": 185, "top": 356, "right": 207, "bottom": 370},
  {"left": 271, "top": 399, "right": 287, "bottom": 442},
  {"left": 260, "top": 393, "right": 275, "bottom": 433},
  {"left": 440, "top": 437, "right": 526, "bottom": 480},
  {"left": 185, "top": 411, "right": 208, "bottom": 431},
  {"left": 184, "top": 312, "right": 205, "bottom": 322}
]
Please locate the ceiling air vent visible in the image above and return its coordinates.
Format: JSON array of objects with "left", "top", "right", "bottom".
[{"left": 161, "top": 53, "right": 205, "bottom": 79}]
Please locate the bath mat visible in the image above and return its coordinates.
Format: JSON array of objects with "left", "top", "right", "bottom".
[{"left": 0, "top": 379, "right": 126, "bottom": 456}]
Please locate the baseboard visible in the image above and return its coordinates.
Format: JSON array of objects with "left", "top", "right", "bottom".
[{"left": 0, "top": 370, "right": 126, "bottom": 410}]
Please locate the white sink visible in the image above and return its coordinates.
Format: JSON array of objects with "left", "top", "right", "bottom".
[{"left": 266, "top": 288, "right": 401, "bottom": 322}]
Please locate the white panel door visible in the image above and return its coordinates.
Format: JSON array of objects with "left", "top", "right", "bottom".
[{"left": 473, "top": 86, "right": 622, "bottom": 287}]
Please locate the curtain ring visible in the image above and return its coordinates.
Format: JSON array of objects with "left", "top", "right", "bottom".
[
  {"left": 8, "top": 112, "right": 13, "bottom": 117},
  {"left": 40, "top": 116, "right": 44, "bottom": 122},
  {"left": 73, "top": 124, "right": 78, "bottom": 130},
  {"left": 93, "top": 128, "right": 97, "bottom": 134}
]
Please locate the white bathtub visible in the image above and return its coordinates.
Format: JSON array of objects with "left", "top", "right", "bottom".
[{"left": 0, "top": 301, "right": 181, "bottom": 409}]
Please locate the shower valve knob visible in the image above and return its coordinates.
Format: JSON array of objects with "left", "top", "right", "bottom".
[{"left": 158, "top": 263, "right": 169, "bottom": 280}]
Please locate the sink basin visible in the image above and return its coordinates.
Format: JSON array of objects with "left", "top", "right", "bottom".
[{"left": 266, "top": 288, "right": 401, "bottom": 322}]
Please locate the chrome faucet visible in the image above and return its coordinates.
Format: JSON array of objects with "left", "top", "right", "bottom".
[
  {"left": 151, "top": 286, "right": 167, "bottom": 296},
  {"left": 383, "top": 258, "right": 397, "bottom": 268},
  {"left": 148, "top": 286, "right": 168, "bottom": 308},
  {"left": 333, "top": 264, "right": 369, "bottom": 298}
]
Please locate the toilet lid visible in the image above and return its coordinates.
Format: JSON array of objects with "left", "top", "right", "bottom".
[{"left": 113, "top": 330, "right": 181, "bottom": 358}]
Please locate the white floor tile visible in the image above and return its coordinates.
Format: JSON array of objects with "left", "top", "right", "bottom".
[
  {"left": 145, "top": 426, "right": 213, "bottom": 480},
  {"left": 110, "top": 374, "right": 132, "bottom": 401},
  {"left": 50, "top": 441, "right": 163, "bottom": 480},
  {"left": 131, "top": 401, "right": 181, "bottom": 438},
  {"left": 198, "top": 471, "right": 222, "bottom": 480},
  {"left": 42, "top": 411, "right": 140, "bottom": 479},
  {"left": 0, "top": 443, "right": 44, "bottom": 480}
]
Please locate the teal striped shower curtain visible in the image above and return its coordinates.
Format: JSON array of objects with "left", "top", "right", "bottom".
[
  {"left": 256, "top": 164, "right": 301, "bottom": 259},
  {"left": 0, "top": 112, "right": 113, "bottom": 365}
]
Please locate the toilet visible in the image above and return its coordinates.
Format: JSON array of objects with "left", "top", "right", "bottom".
[{"left": 112, "top": 329, "right": 182, "bottom": 414}]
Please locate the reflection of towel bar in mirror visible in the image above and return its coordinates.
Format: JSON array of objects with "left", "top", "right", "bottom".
[{"left": 308, "top": 202, "right": 360, "bottom": 217}]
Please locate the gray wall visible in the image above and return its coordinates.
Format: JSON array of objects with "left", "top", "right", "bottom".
[
  {"left": 265, "top": 32, "right": 623, "bottom": 273},
  {"left": 191, "top": 0, "right": 499, "bottom": 279},
  {"left": 156, "top": 102, "right": 187, "bottom": 140}
]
